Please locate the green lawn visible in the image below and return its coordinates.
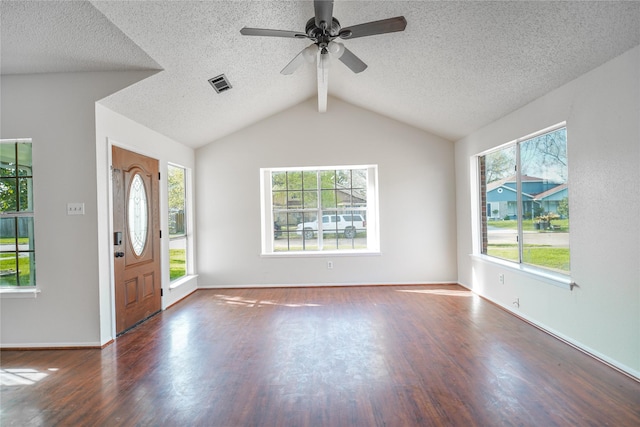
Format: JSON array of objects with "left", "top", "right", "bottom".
[
  {"left": 274, "top": 244, "right": 368, "bottom": 252},
  {"left": 0, "top": 254, "right": 33, "bottom": 286},
  {"left": 0, "top": 237, "right": 30, "bottom": 245},
  {"left": 169, "top": 249, "right": 186, "bottom": 281},
  {"left": 274, "top": 232, "right": 367, "bottom": 252},
  {"left": 487, "top": 244, "right": 570, "bottom": 273},
  {"left": 2, "top": 245, "right": 187, "bottom": 284}
]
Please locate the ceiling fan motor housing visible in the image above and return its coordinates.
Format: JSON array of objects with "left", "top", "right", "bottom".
[
  {"left": 305, "top": 17, "right": 342, "bottom": 46},
  {"left": 239, "top": 2, "right": 407, "bottom": 111}
]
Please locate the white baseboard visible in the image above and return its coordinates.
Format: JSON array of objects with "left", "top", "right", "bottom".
[
  {"left": 457, "top": 281, "right": 640, "bottom": 381},
  {"left": 1, "top": 341, "right": 103, "bottom": 349},
  {"left": 197, "top": 280, "right": 459, "bottom": 289}
]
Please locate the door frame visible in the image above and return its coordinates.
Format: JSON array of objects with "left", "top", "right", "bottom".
[{"left": 107, "top": 139, "right": 163, "bottom": 339}]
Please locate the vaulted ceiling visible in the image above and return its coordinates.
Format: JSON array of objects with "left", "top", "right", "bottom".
[{"left": 2, "top": 1, "right": 639, "bottom": 148}]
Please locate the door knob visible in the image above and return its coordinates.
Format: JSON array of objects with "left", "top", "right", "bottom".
[{"left": 115, "top": 251, "right": 125, "bottom": 258}]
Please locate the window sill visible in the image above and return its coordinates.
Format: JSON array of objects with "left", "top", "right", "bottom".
[
  {"left": 169, "top": 274, "right": 198, "bottom": 290},
  {"left": 0, "top": 287, "right": 41, "bottom": 298},
  {"left": 262, "top": 250, "right": 381, "bottom": 258},
  {"left": 470, "top": 254, "right": 575, "bottom": 290}
]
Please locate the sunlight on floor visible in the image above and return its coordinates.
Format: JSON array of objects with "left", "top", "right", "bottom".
[
  {"left": 0, "top": 368, "right": 56, "bottom": 386},
  {"left": 213, "top": 294, "right": 322, "bottom": 308}
]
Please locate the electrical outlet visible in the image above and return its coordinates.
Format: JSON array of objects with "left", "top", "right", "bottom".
[
  {"left": 67, "top": 202, "right": 85, "bottom": 215},
  {"left": 327, "top": 261, "right": 333, "bottom": 270},
  {"left": 498, "top": 273, "right": 505, "bottom": 284}
]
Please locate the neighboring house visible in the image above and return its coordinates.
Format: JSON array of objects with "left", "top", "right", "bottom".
[
  {"left": 336, "top": 187, "right": 367, "bottom": 208},
  {"left": 486, "top": 175, "right": 567, "bottom": 220},
  {"left": 274, "top": 187, "right": 367, "bottom": 226},
  {"left": 533, "top": 183, "right": 568, "bottom": 215}
]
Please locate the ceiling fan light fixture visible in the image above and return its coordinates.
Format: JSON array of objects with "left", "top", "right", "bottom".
[
  {"left": 328, "top": 41, "right": 344, "bottom": 58},
  {"left": 303, "top": 44, "right": 318, "bottom": 63}
]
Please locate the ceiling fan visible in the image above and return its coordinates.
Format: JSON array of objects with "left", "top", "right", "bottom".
[{"left": 240, "top": 0, "right": 407, "bottom": 112}]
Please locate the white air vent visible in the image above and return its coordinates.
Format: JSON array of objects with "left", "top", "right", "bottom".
[{"left": 208, "top": 74, "right": 232, "bottom": 93}]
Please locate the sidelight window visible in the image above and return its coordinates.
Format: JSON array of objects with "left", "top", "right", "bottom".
[{"left": 168, "top": 164, "right": 189, "bottom": 281}]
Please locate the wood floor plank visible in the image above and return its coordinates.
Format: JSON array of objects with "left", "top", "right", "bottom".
[{"left": 1, "top": 285, "right": 639, "bottom": 426}]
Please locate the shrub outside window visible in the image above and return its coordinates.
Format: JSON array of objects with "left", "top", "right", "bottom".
[
  {"left": 479, "top": 125, "right": 570, "bottom": 275},
  {"left": 261, "top": 165, "right": 379, "bottom": 254},
  {"left": 1, "top": 139, "right": 36, "bottom": 287}
]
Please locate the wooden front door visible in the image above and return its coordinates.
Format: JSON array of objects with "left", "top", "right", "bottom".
[{"left": 112, "top": 146, "right": 161, "bottom": 335}]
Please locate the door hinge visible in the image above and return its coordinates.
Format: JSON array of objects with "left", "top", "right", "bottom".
[
  {"left": 158, "top": 172, "right": 161, "bottom": 180},
  {"left": 159, "top": 230, "right": 162, "bottom": 238},
  {"left": 161, "top": 288, "right": 164, "bottom": 297}
]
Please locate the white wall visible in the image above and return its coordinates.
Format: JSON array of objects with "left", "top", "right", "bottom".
[
  {"left": 0, "top": 71, "right": 196, "bottom": 347},
  {"left": 0, "top": 71, "right": 153, "bottom": 346},
  {"left": 455, "top": 45, "right": 640, "bottom": 377},
  {"left": 195, "top": 97, "right": 457, "bottom": 287},
  {"left": 95, "top": 104, "right": 197, "bottom": 344}
]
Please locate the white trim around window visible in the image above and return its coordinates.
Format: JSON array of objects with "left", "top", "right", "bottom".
[
  {"left": 473, "top": 122, "right": 574, "bottom": 287},
  {"left": 260, "top": 165, "right": 380, "bottom": 256}
]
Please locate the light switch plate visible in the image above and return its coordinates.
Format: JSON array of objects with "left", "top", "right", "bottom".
[{"left": 67, "top": 202, "right": 85, "bottom": 215}]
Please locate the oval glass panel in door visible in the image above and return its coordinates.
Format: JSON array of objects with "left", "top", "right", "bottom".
[{"left": 128, "top": 173, "right": 148, "bottom": 256}]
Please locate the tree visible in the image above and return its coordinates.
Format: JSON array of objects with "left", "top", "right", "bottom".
[
  {"left": 485, "top": 147, "right": 515, "bottom": 183},
  {"left": 1, "top": 142, "right": 33, "bottom": 212},
  {"left": 557, "top": 197, "right": 569, "bottom": 218},
  {"left": 167, "top": 166, "right": 185, "bottom": 235},
  {"left": 167, "top": 166, "right": 185, "bottom": 211},
  {"left": 272, "top": 169, "right": 359, "bottom": 209},
  {"left": 272, "top": 168, "right": 366, "bottom": 226},
  {"left": 520, "top": 128, "right": 568, "bottom": 182},
  {"left": 0, "top": 174, "right": 31, "bottom": 212}
]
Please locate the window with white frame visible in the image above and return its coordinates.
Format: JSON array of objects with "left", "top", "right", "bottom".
[
  {"left": 168, "top": 164, "right": 188, "bottom": 281},
  {"left": 1, "top": 139, "right": 36, "bottom": 287},
  {"left": 478, "top": 124, "right": 570, "bottom": 275},
  {"left": 261, "top": 165, "right": 379, "bottom": 254}
]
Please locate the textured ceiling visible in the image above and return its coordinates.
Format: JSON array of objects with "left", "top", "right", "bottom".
[
  {"left": 2, "top": 1, "right": 640, "bottom": 148},
  {"left": 0, "top": 0, "right": 160, "bottom": 74}
]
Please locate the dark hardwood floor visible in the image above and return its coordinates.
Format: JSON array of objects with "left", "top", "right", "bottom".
[{"left": 2, "top": 285, "right": 639, "bottom": 426}]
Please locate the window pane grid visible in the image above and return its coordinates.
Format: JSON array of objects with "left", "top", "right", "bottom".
[
  {"left": 1, "top": 140, "right": 36, "bottom": 287},
  {"left": 270, "top": 167, "right": 371, "bottom": 253}
]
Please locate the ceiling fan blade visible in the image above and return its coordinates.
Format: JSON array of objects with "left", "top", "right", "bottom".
[
  {"left": 340, "top": 16, "right": 407, "bottom": 39},
  {"left": 281, "top": 45, "right": 317, "bottom": 75},
  {"left": 314, "top": 0, "right": 334, "bottom": 30},
  {"left": 338, "top": 47, "right": 368, "bottom": 73},
  {"left": 240, "top": 27, "right": 307, "bottom": 38},
  {"left": 281, "top": 52, "right": 306, "bottom": 75}
]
